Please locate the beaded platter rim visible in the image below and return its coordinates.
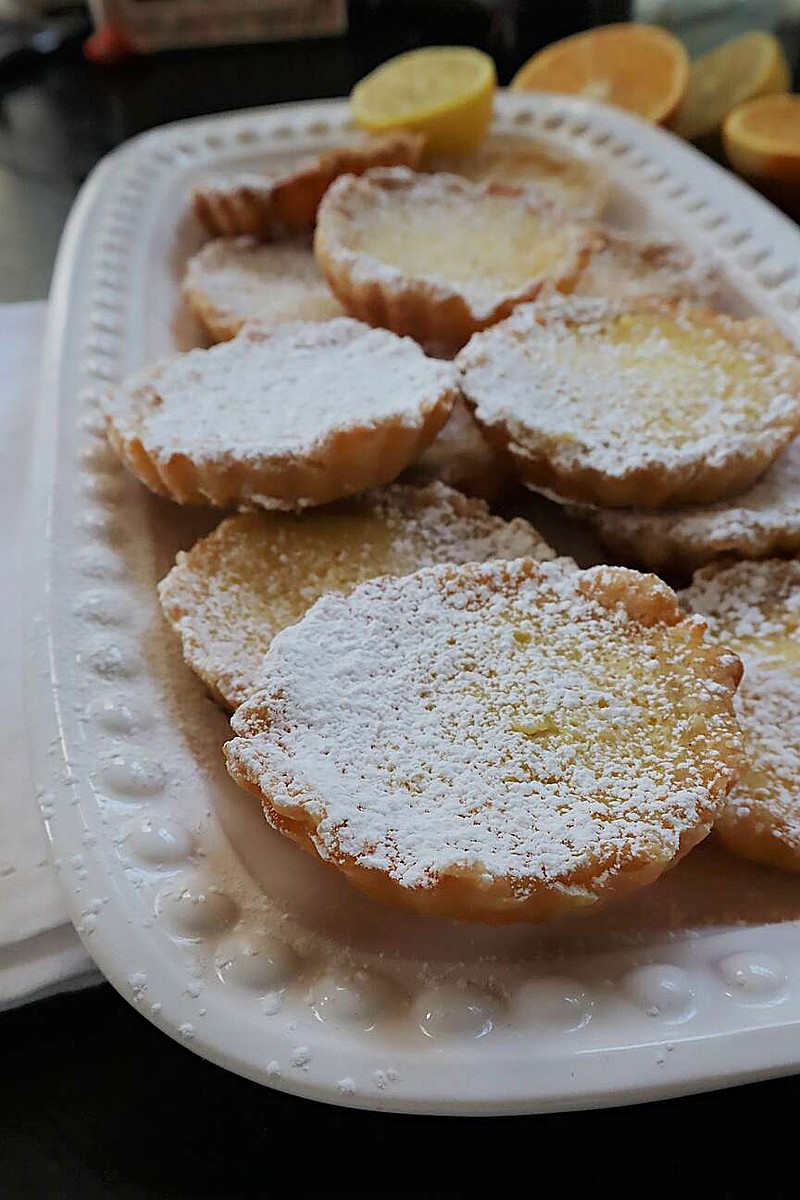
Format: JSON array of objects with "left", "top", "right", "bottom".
[{"left": 27, "top": 93, "right": 800, "bottom": 1115}]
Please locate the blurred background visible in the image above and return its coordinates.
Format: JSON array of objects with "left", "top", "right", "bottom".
[{"left": 0, "top": 0, "right": 798, "bottom": 299}]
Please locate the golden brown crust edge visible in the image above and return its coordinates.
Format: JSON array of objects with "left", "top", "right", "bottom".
[
  {"left": 314, "top": 173, "right": 594, "bottom": 354},
  {"left": 193, "top": 131, "right": 426, "bottom": 240},
  {"left": 106, "top": 393, "right": 456, "bottom": 508},
  {"left": 475, "top": 417, "right": 799, "bottom": 510},
  {"left": 225, "top": 758, "right": 732, "bottom": 923},
  {"left": 224, "top": 562, "right": 744, "bottom": 923},
  {"left": 461, "top": 302, "right": 800, "bottom": 509}
]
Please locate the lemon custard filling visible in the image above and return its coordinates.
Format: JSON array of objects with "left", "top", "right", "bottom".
[
  {"left": 225, "top": 559, "right": 742, "bottom": 916},
  {"left": 158, "top": 483, "right": 552, "bottom": 710}
]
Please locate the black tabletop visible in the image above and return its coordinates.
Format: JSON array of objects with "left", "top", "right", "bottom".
[{"left": 2, "top": 4, "right": 800, "bottom": 1195}]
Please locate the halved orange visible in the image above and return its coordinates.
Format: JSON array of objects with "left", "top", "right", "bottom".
[
  {"left": 724, "top": 93, "right": 800, "bottom": 181},
  {"left": 723, "top": 93, "right": 800, "bottom": 216},
  {"left": 510, "top": 23, "right": 689, "bottom": 126}
]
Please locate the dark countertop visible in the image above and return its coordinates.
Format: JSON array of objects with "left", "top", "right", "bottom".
[
  {"left": 2, "top": 6, "right": 800, "bottom": 1196},
  {"left": 3, "top": 982, "right": 800, "bottom": 1196}
]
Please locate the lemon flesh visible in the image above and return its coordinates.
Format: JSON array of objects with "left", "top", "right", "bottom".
[{"left": 350, "top": 46, "right": 496, "bottom": 156}]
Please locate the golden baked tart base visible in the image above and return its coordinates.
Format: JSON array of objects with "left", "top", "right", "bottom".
[
  {"left": 193, "top": 131, "right": 425, "bottom": 240},
  {"left": 425, "top": 132, "right": 610, "bottom": 219},
  {"left": 225, "top": 558, "right": 743, "bottom": 923},
  {"left": 102, "top": 319, "right": 457, "bottom": 510},
  {"left": 682, "top": 559, "right": 800, "bottom": 872},
  {"left": 314, "top": 166, "right": 593, "bottom": 354},
  {"left": 401, "top": 398, "right": 512, "bottom": 502},
  {"left": 590, "top": 437, "right": 800, "bottom": 577},
  {"left": 458, "top": 296, "right": 800, "bottom": 509},
  {"left": 158, "top": 481, "right": 554, "bottom": 710},
  {"left": 182, "top": 236, "right": 343, "bottom": 343}
]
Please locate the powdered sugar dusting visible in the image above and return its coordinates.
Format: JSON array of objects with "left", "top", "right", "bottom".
[
  {"left": 683, "top": 560, "right": 800, "bottom": 643},
  {"left": 183, "top": 236, "right": 343, "bottom": 336},
  {"left": 315, "top": 167, "right": 589, "bottom": 321},
  {"left": 104, "top": 318, "right": 457, "bottom": 464},
  {"left": 159, "top": 482, "right": 553, "bottom": 709},
  {"left": 593, "top": 437, "right": 800, "bottom": 574},
  {"left": 226, "top": 559, "right": 741, "bottom": 904},
  {"left": 458, "top": 296, "right": 800, "bottom": 486},
  {"left": 682, "top": 560, "right": 800, "bottom": 860},
  {"left": 573, "top": 229, "right": 721, "bottom": 305}
]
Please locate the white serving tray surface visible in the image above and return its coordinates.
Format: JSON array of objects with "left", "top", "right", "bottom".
[{"left": 28, "top": 93, "right": 800, "bottom": 1115}]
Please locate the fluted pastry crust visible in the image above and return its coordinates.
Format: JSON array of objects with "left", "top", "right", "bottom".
[
  {"left": 103, "top": 318, "right": 457, "bottom": 510},
  {"left": 193, "top": 132, "right": 425, "bottom": 240},
  {"left": 225, "top": 558, "right": 743, "bottom": 922},
  {"left": 314, "top": 167, "right": 593, "bottom": 353},
  {"left": 458, "top": 295, "right": 800, "bottom": 509}
]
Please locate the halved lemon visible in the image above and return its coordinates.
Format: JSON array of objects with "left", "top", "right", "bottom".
[
  {"left": 672, "top": 31, "right": 790, "bottom": 142},
  {"left": 510, "top": 23, "right": 688, "bottom": 126},
  {"left": 350, "top": 46, "right": 497, "bottom": 156}
]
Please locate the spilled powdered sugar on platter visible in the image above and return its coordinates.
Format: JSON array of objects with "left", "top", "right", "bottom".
[{"left": 28, "top": 94, "right": 800, "bottom": 1115}]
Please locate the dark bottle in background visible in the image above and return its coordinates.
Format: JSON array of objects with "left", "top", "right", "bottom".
[
  {"left": 506, "top": 1, "right": 632, "bottom": 78},
  {"left": 346, "top": 1, "right": 633, "bottom": 84}
]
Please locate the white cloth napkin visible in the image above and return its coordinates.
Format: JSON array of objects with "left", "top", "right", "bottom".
[{"left": 0, "top": 301, "right": 102, "bottom": 1011}]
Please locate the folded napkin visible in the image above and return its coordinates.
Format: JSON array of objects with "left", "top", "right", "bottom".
[{"left": 0, "top": 301, "right": 102, "bottom": 1011}]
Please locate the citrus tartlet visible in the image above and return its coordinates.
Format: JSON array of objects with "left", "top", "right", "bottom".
[
  {"left": 457, "top": 296, "right": 800, "bottom": 509},
  {"left": 193, "top": 131, "right": 425, "bottom": 240},
  {"left": 572, "top": 228, "right": 720, "bottom": 305},
  {"left": 225, "top": 557, "right": 743, "bottom": 923},
  {"left": 314, "top": 167, "right": 593, "bottom": 353},
  {"left": 183, "top": 236, "right": 343, "bottom": 342},
  {"left": 683, "top": 558, "right": 800, "bottom": 872},
  {"left": 158, "top": 482, "right": 554, "bottom": 710},
  {"left": 590, "top": 436, "right": 800, "bottom": 576},
  {"left": 103, "top": 318, "right": 457, "bottom": 509}
]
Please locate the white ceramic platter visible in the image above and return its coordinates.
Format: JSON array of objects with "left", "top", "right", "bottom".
[{"left": 28, "top": 93, "right": 800, "bottom": 1115}]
